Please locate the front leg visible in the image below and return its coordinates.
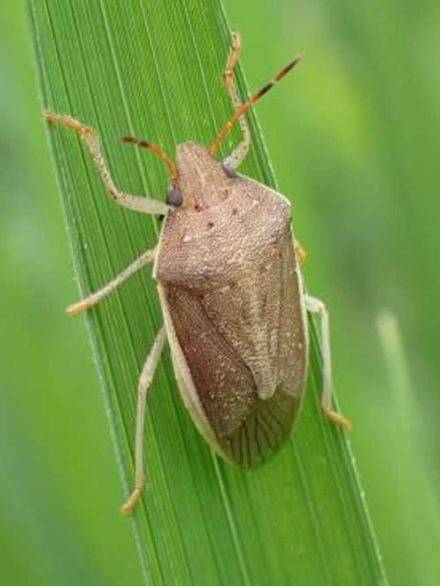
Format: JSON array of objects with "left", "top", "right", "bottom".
[
  {"left": 305, "top": 295, "right": 353, "bottom": 431},
  {"left": 222, "top": 32, "right": 252, "bottom": 171},
  {"left": 44, "top": 113, "right": 170, "bottom": 216}
]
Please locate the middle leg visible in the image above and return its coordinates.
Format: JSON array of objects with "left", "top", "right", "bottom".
[
  {"left": 66, "top": 247, "right": 156, "bottom": 316},
  {"left": 305, "top": 294, "right": 353, "bottom": 431},
  {"left": 295, "top": 240, "right": 307, "bottom": 266}
]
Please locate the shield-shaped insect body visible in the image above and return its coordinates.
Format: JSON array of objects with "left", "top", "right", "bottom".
[
  {"left": 155, "top": 142, "right": 308, "bottom": 468},
  {"left": 45, "top": 32, "right": 352, "bottom": 515}
]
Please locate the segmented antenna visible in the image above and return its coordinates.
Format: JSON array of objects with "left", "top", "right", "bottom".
[
  {"left": 120, "top": 136, "right": 179, "bottom": 184},
  {"left": 210, "top": 55, "right": 302, "bottom": 154}
]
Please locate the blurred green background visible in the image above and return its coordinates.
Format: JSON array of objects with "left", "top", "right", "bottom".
[{"left": 1, "top": 1, "right": 440, "bottom": 585}]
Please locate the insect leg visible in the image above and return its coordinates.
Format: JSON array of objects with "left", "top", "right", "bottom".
[
  {"left": 211, "top": 49, "right": 301, "bottom": 156},
  {"left": 66, "top": 247, "right": 156, "bottom": 316},
  {"left": 120, "top": 325, "right": 167, "bottom": 515},
  {"left": 305, "top": 295, "right": 353, "bottom": 431},
  {"left": 294, "top": 240, "right": 307, "bottom": 266},
  {"left": 222, "top": 32, "right": 252, "bottom": 171},
  {"left": 44, "top": 112, "right": 170, "bottom": 215}
]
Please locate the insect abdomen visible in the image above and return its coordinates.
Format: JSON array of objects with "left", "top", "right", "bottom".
[{"left": 221, "top": 386, "right": 299, "bottom": 467}]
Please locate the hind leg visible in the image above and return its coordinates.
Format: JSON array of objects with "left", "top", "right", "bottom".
[
  {"left": 120, "top": 326, "right": 167, "bottom": 514},
  {"left": 305, "top": 295, "right": 353, "bottom": 431}
]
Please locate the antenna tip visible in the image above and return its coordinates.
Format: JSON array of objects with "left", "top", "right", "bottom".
[{"left": 275, "top": 54, "right": 303, "bottom": 81}]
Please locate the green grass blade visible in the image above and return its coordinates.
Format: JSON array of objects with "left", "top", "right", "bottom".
[
  {"left": 376, "top": 312, "right": 440, "bottom": 584},
  {"left": 27, "top": 0, "right": 387, "bottom": 583}
]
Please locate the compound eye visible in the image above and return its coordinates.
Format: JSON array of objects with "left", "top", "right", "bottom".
[
  {"left": 221, "top": 162, "right": 238, "bottom": 178},
  {"left": 166, "top": 189, "right": 183, "bottom": 207}
]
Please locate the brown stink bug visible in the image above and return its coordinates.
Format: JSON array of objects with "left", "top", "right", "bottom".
[{"left": 44, "top": 32, "right": 352, "bottom": 515}]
